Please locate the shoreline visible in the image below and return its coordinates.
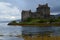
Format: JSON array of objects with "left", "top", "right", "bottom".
[{"left": 8, "top": 23, "right": 60, "bottom": 27}]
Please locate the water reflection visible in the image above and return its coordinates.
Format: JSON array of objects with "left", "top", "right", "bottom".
[
  {"left": 0, "top": 22, "right": 60, "bottom": 40},
  {"left": 22, "top": 26, "right": 60, "bottom": 36},
  {"left": 0, "top": 36, "right": 24, "bottom": 40},
  {"left": 0, "top": 23, "right": 22, "bottom": 35},
  {"left": 0, "top": 23, "right": 23, "bottom": 40}
]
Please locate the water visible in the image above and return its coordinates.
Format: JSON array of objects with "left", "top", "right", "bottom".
[
  {"left": 0, "top": 23, "right": 22, "bottom": 35},
  {"left": 0, "top": 22, "right": 60, "bottom": 40},
  {"left": 0, "top": 36, "right": 23, "bottom": 40},
  {"left": 22, "top": 26, "right": 60, "bottom": 36},
  {"left": 0, "top": 22, "right": 24, "bottom": 40}
]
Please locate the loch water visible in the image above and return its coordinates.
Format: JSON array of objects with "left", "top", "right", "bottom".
[
  {"left": 0, "top": 22, "right": 23, "bottom": 40},
  {"left": 0, "top": 22, "right": 60, "bottom": 40}
]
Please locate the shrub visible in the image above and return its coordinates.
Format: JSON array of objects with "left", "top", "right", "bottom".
[
  {"left": 26, "top": 17, "right": 32, "bottom": 22},
  {"left": 11, "top": 21, "right": 16, "bottom": 23},
  {"left": 38, "top": 20, "right": 45, "bottom": 23}
]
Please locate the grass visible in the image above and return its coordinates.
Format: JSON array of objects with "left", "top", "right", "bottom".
[
  {"left": 8, "top": 22, "right": 60, "bottom": 27},
  {"left": 8, "top": 18, "right": 60, "bottom": 26}
]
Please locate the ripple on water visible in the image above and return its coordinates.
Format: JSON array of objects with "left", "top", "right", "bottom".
[
  {"left": 0, "top": 36, "right": 24, "bottom": 40},
  {"left": 0, "top": 23, "right": 22, "bottom": 36}
]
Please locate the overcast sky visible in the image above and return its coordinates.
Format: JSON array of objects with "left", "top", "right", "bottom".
[{"left": 0, "top": 0, "right": 60, "bottom": 21}]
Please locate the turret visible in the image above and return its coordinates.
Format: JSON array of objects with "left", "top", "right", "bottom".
[
  {"left": 36, "top": 3, "right": 50, "bottom": 18},
  {"left": 21, "top": 10, "right": 31, "bottom": 21}
]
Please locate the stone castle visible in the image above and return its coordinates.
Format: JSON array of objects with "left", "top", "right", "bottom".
[{"left": 21, "top": 3, "right": 50, "bottom": 21}]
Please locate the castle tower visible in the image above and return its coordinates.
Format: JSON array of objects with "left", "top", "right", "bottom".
[
  {"left": 36, "top": 3, "right": 50, "bottom": 18},
  {"left": 21, "top": 4, "right": 50, "bottom": 21},
  {"left": 21, "top": 10, "right": 31, "bottom": 21}
]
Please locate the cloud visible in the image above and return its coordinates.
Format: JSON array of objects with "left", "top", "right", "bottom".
[
  {"left": 0, "top": 0, "right": 60, "bottom": 18},
  {"left": 50, "top": 13, "right": 59, "bottom": 15},
  {"left": 0, "top": 2, "right": 21, "bottom": 21},
  {"left": 51, "top": 6, "right": 60, "bottom": 13}
]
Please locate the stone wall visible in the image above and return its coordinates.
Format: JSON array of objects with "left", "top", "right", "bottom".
[
  {"left": 36, "top": 3, "right": 50, "bottom": 18},
  {"left": 21, "top": 10, "right": 31, "bottom": 21},
  {"left": 21, "top": 3, "right": 50, "bottom": 21}
]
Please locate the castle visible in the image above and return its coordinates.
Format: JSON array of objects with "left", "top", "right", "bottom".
[{"left": 21, "top": 3, "right": 50, "bottom": 21}]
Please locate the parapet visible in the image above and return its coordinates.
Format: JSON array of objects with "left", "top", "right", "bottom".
[{"left": 38, "top": 3, "right": 49, "bottom": 8}]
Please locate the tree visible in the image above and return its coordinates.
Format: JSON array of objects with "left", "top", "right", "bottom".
[
  {"left": 11, "top": 21, "right": 16, "bottom": 23},
  {"left": 38, "top": 19, "right": 45, "bottom": 23},
  {"left": 26, "top": 17, "right": 32, "bottom": 22},
  {"left": 49, "top": 18, "right": 55, "bottom": 23}
]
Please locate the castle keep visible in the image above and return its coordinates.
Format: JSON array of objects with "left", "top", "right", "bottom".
[{"left": 21, "top": 4, "right": 50, "bottom": 21}]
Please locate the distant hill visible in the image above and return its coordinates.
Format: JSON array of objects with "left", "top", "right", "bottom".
[
  {"left": 16, "top": 19, "right": 21, "bottom": 21},
  {"left": 56, "top": 14, "right": 60, "bottom": 16},
  {"left": 54, "top": 14, "right": 60, "bottom": 18},
  {"left": 0, "top": 21, "right": 10, "bottom": 23},
  {"left": 0, "top": 19, "right": 21, "bottom": 23}
]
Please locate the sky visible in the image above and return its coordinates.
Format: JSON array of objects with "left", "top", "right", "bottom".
[{"left": 0, "top": 0, "right": 60, "bottom": 21}]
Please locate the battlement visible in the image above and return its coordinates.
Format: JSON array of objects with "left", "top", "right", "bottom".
[
  {"left": 38, "top": 3, "right": 48, "bottom": 8},
  {"left": 21, "top": 3, "right": 50, "bottom": 21},
  {"left": 22, "top": 10, "right": 31, "bottom": 12}
]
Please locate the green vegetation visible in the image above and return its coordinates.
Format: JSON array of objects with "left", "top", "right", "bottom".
[
  {"left": 11, "top": 21, "right": 16, "bottom": 23},
  {"left": 8, "top": 17, "right": 60, "bottom": 26},
  {"left": 20, "top": 18, "right": 60, "bottom": 24}
]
